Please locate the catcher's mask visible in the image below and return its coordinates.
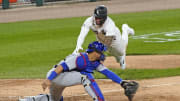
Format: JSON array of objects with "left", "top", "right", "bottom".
[
  {"left": 94, "top": 5, "right": 107, "bottom": 25},
  {"left": 86, "top": 41, "right": 107, "bottom": 61}
]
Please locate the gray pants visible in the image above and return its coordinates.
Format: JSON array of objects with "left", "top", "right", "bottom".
[
  {"left": 20, "top": 68, "right": 99, "bottom": 101},
  {"left": 47, "top": 68, "right": 82, "bottom": 86},
  {"left": 46, "top": 68, "right": 100, "bottom": 101},
  {"left": 47, "top": 68, "right": 82, "bottom": 101}
]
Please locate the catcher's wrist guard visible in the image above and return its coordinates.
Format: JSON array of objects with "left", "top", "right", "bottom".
[
  {"left": 47, "top": 71, "right": 58, "bottom": 81},
  {"left": 120, "top": 81, "right": 139, "bottom": 101}
]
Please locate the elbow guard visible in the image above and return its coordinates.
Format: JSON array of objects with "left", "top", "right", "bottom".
[{"left": 60, "top": 62, "right": 69, "bottom": 72}]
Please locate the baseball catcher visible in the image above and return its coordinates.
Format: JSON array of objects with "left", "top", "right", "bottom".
[{"left": 19, "top": 41, "right": 139, "bottom": 101}]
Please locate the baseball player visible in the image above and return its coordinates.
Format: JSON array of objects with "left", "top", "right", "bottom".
[
  {"left": 73, "top": 5, "right": 135, "bottom": 69},
  {"left": 20, "top": 41, "right": 138, "bottom": 101}
]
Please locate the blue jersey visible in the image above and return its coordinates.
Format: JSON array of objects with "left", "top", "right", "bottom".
[
  {"left": 59, "top": 52, "right": 122, "bottom": 84},
  {"left": 75, "top": 53, "right": 101, "bottom": 73}
]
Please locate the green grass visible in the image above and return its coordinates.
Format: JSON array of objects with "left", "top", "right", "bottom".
[
  {"left": 94, "top": 68, "right": 180, "bottom": 80},
  {"left": 110, "top": 9, "right": 180, "bottom": 55},
  {"left": 1, "top": 67, "right": 180, "bottom": 80},
  {"left": 0, "top": 9, "right": 180, "bottom": 79}
]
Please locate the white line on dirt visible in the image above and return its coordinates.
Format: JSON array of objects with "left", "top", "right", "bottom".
[
  {"left": 65, "top": 82, "right": 180, "bottom": 97},
  {"left": 18, "top": 79, "right": 180, "bottom": 98},
  {"left": 142, "top": 82, "right": 180, "bottom": 88}
]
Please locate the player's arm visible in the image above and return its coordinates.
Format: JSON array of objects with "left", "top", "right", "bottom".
[
  {"left": 96, "top": 64, "right": 123, "bottom": 84},
  {"left": 42, "top": 65, "right": 64, "bottom": 91},
  {"left": 42, "top": 55, "right": 77, "bottom": 91},
  {"left": 47, "top": 65, "right": 64, "bottom": 80},
  {"left": 96, "top": 64, "right": 139, "bottom": 101},
  {"left": 73, "top": 18, "right": 91, "bottom": 54},
  {"left": 54, "top": 65, "right": 64, "bottom": 74}
]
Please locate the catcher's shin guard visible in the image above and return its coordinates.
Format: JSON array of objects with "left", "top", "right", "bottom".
[{"left": 81, "top": 74, "right": 104, "bottom": 101}]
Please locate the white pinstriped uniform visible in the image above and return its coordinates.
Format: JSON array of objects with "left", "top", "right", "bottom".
[{"left": 73, "top": 16, "right": 134, "bottom": 69}]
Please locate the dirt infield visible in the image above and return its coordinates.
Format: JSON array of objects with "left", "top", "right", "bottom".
[
  {"left": 1, "top": 76, "right": 180, "bottom": 101},
  {"left": 104, "top": 55, "right": 180, "bottom": 69},
  {"left": 0, "top": 55, "right": 180, "bottom": 101}
]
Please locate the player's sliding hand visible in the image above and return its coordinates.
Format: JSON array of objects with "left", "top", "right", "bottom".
[
  {"left": 73, "top": 46, "right": 83, "bottom": 54},
  {"left": 41, "top": 79, "right": 52, "bottom": 91}
]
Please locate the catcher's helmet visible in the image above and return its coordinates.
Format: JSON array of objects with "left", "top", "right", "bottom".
[
  {"left": 94, "top": 5, "right": 107, "bottom": 25},
  {"left": 86, "top": 41, "right": 107, "bottom": 53},
  {"left": 86, "top": 41, "right": 107, "bottom": 61}
]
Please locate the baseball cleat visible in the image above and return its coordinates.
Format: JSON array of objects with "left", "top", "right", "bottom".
[
  {"left": 119, "top": 55, "right": 126, "bottom": 70},
  {"left": 120, "top": 59, "right": 126, "bottom": 70},
  {"left": 122, "top": 24, "right": 135, "bottom": 36},
  {"left": 19, "top": 99, "right": 29, "bottom": 101}
]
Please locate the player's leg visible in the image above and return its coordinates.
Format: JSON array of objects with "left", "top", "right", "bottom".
[
  {"left": 118, "top": 54, "right": 126, "bottom": 70},
  {"left": 121, "top": 24, "right": 135, "bottom": 45},
  {"left": 51, "top": 71, "right": 82, "bottom": 86},
  {"left": 19, "top": 94, "right": 51, "bottom": 101},
  {"left": 46, "top": 67, "right": 82, "bottom": 101},
  {"left": 22, "top": 82, "right": 64, "bottom": 101},
  {"left": 49, "top": 71, "right": 82, "bottom": 101},
  {"left": 81, "top": 73, "right": 104, "bottom": 101},
  {"left": 109, "top": 26, "right": 127, "bottom": 69},
  {"left": 109, "top": 25, "right": 134, "bottom": 69},
  {"left": 120, "top": 24, "right": 134, "bottom": 69},
  {"left": 122, "top": 24, "right": 135, "bottom": 36},
  {"left": 46, "top": 64, "right": 82, "bottom": 86},
  {"left": 19, "top": 67, "right": 81, "bottom": 101},
  {"left": 81, "top": 74, "right": 98, "bottom": 101},
  {"left": 49, "top": 83, "right": 65, "bottom": 101}
]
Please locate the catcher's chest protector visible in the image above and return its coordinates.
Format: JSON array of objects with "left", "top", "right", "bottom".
[{"left": 76, "top": 53, "right": 101, "bottom": 73}]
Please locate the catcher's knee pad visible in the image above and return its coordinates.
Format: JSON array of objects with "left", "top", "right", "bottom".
[
  {"left": 81, "top": 74, "right": 104, "bottom": 101},
  {"left": 81, "top": 75, "right": 91, "bottom": 87}
]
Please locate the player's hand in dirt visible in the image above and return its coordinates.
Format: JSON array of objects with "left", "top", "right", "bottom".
[{"left": 42, "top": 79, "right": 52, "bottom": 91}]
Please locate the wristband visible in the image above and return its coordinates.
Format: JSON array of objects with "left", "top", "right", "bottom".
[{"left": 47, "top": 71, "right": 58, "bottom": 80}]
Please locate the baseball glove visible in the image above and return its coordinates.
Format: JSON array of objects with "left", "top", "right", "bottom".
[{"left": 121, "top": 81, "right": 139, "bottom": 101}]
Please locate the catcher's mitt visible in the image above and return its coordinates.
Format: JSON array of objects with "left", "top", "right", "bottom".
[{"left": 121, "top": 81, "right": 139, "bottom": 101}]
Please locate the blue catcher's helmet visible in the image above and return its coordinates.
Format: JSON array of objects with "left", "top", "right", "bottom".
[{"left": 86, "top": 41, "right": 107, "bottom": 61}]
